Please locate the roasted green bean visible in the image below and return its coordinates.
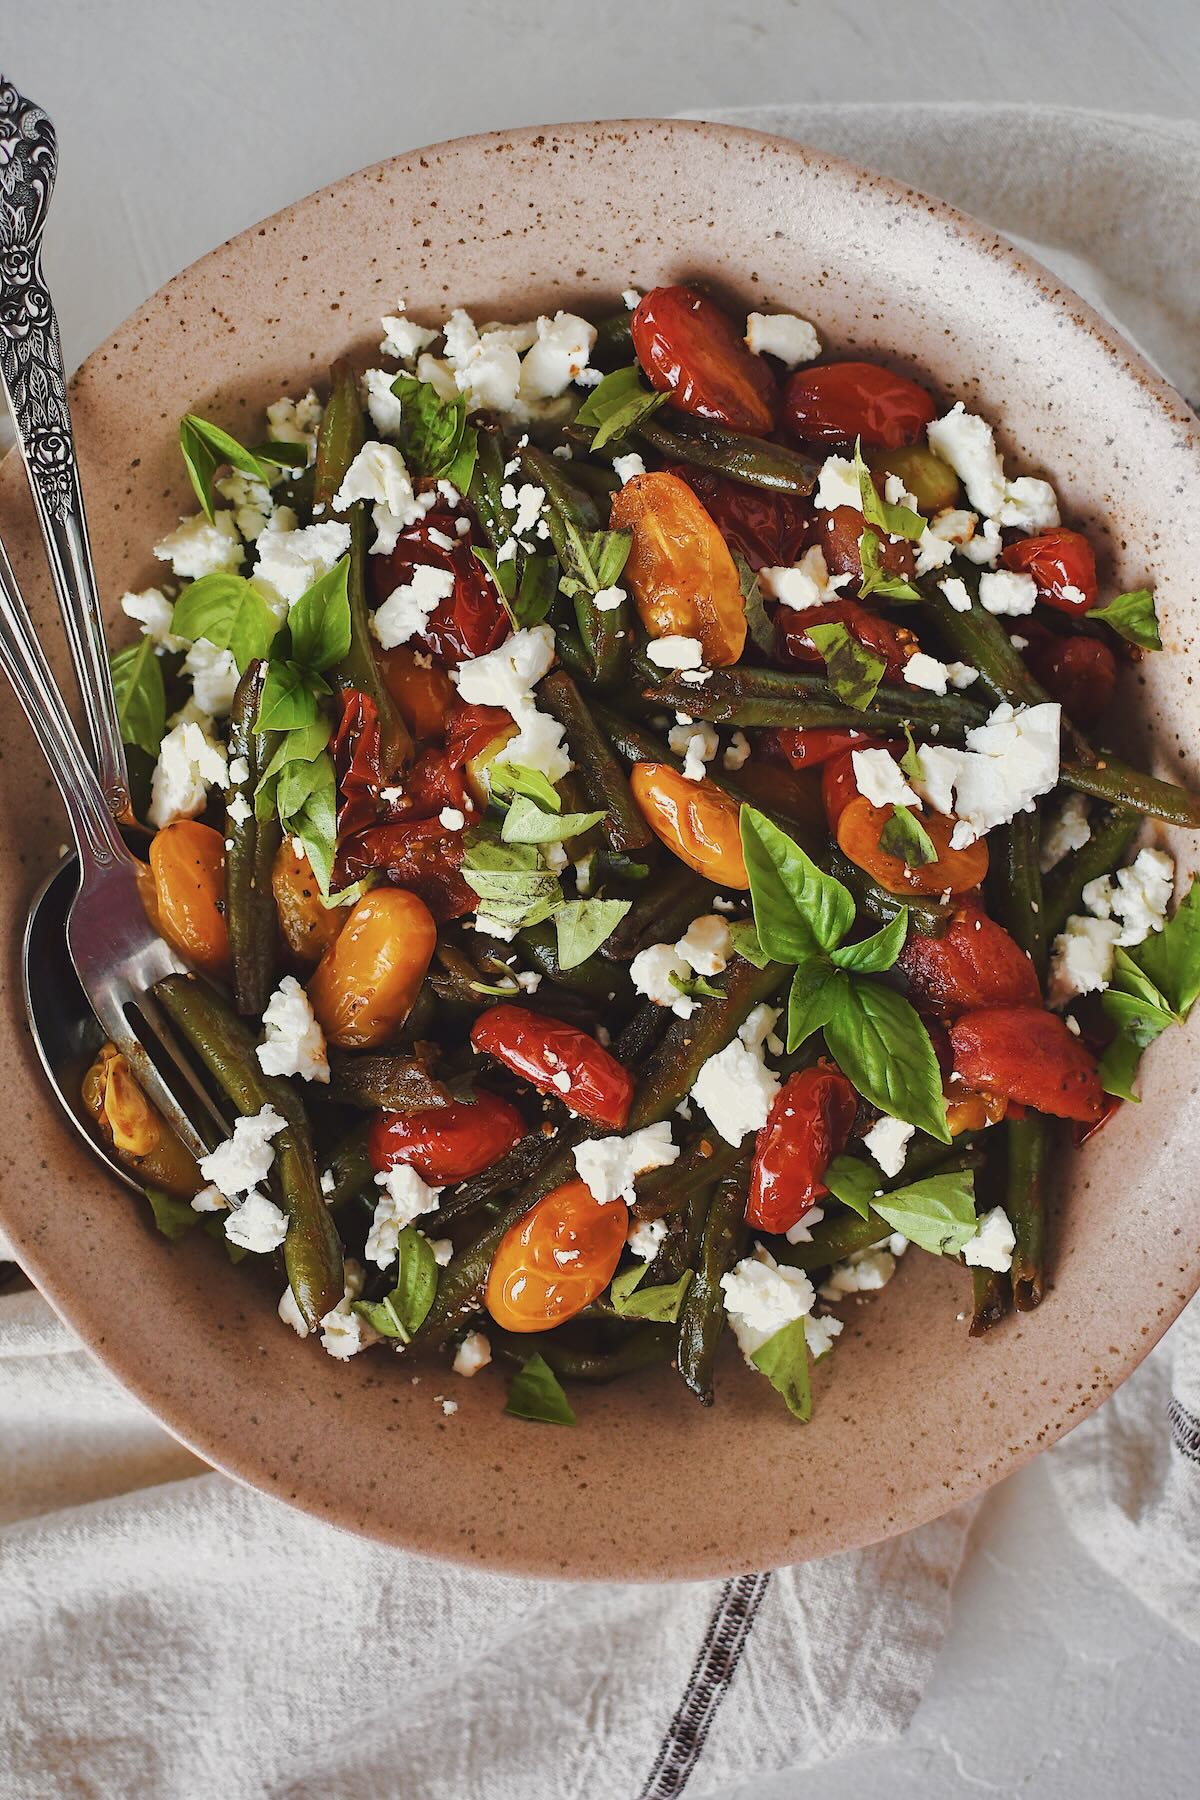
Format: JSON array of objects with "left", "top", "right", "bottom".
[
  {"left": 538, "top": 669, "right": 654, "bottom": 854},
  {"left": 491, "top": 1323, "right": 674, "bottom": 1381},
  {"left": 637, "top": 412, "right": 819, "bottom": 494},
  {"left": 224, "top": 661, "right": 281, "bottom": 1015},
  {"left": 1006, "top": 1114, "right": 1050, "bottom": 1312},
  {"left": 327, "top": 1053, "right": 452, "bottom": 1112},
  {"left": 676, "top": 1172, "right": 749, "bottom": 1404}
]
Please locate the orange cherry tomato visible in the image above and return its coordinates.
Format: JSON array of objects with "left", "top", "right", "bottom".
[
  {"left": 945, "top": 1090, "right": 1010, "bottom": 1137},
  {"left": 369, "top": 1092, "right": 526, "bottom": 1185},
  {"left": 148, "top": 820, "right": 230, "bottom": 978},
  {"left": 610, "top": 471, "right": 746, "bottom": 666},
  {"left": 81, "top": 1044, "right": 202, "bottom": 1198},
  {"left": 899, "top": 901, "right": 1041, "bottom": 1014},
  {"left": 272, "top": 841, "right": 345, "bottom": 966},
  {"left": 630, "top": 763, "right": 749, "bottom": 888},
  {"left": 1000, "top": 528, "right": 1098, "bottom": 614},
  {"left": 632, "top": 285, "right": 778, "bottom": 435},
  {"left": 377, "top": 644, "right": 456, "bottom": 740},
  {"left": 485, "top": 1178, "right": 629, "bottom": 1333},
  {"left": 821, "top": 752, "right": 989, "bottom": 896},
  {"left": 306, "top": 887, "right": 437, "bottom": 1048},
  {"left": 949, "top": 1006, "right": 1103, "bottom": 1124},
  {"left": 783, "top": 360, "right": 935, "bottom": 449}
]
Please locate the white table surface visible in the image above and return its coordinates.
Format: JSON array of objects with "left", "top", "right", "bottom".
[{"left": 5, "top": 4, "right": 1199, "bottom": 1796}]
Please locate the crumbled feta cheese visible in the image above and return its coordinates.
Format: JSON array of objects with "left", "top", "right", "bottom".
[
  {"left": 939, "top": 575, "right": 973, "bottom": 613},
  {"left": 439, "top": 806, "right": 466, "bottom": 831},
  {"left": 154, "top": 511, "right": 244, "bottom": 581},
  {"left": 691, "top": 1012, "right": 781, "bottom": 1145},
  {"left": 723, "top": 730, "right": 751, "bottom": 772},
  {"left": 745, "top": 312, "right": 821, "bottom": 367},
  {"left": 668, "top": 719, "right": 719, "bottom": 782},
  {"left": 1039, "top": 793, "right": 1091, "bottom": 872},
  {"left": 862, "top": 1116, "right": 914, "bottom": 1178},
  {"left": 805, "top": 1312, "right": 845, "bottom": 1360},
  {"left": 551, "top": 1070, "right": 572, "bottom": 1094},
  {"left": 319, "top": 1263, "right": 378, "bottom": 1360},
  {"left": 739, "top": 1003, "right": 783, "bottom": 1055},
  {"left": 148, "top": 718, "right": 228, "bottom": 829},
  {"left": 226, "top": 793, "right": 251, "bottom": 827},
  {"left": 676, "top": 914, "right": 732, "bottom": 977},
  {"left": 367, "top": 1165, "right": 442, "bottom": 1266},
  {"left": 182, "top": 641, "right": 240, "bottom": 718},
  {"left": 1048, "top": 914, "right": 1122, "bottom": 1006},
  {"left": 959, "top": 517, "right": 1004, "bottom": 567},
  {"left": 414, "top": 353, "right": 459, "bottom": 403},
  {"left": 503, "top": 706, "right": 572, "bottom": 785},
  {"left": 631, "top": 942, "right": 696, "bottom": 1019},
  {"left": 215, "top": 470, "right": 275, "bottom": 543},
  {"left": 979, "top": 570, "right": 1038, "bottom": 617},
  {"left": 903, "top": 652, "right": 952, "bottom": 695},
  {"left": 883, "top": 473, "right": 920, "bottom": 512},
  {"left": 371, "top": 563, "right": 456, "bottom": 649},
  {"left": 1080, "top": 847, "right": 1174, "bottom": 947},
  {"left": 457, "top": 337, "right": 523, "bottom": 413},
  {"left": 946, "top": 662, "right": 979, "bottom": 689},
  {"left": 361, "top": 367, "right": 405, "bottom": 436},
  {"left": 500, "top": 481, "right": 545, "bottom": 540},
  {"left": 190, "top": 1184, "right": 227, "bottom": 1214},
  {"left": 452, "top": 1329, "right": 492, "bottom": 1378},
  {"left": 519, "top": 311, "right": 597, "bottom": 401},
  {"left": 962, "top": 1206, "right": 1017, "bottom": 1272},
  {"left": 278, "top": 1283, "right": 309, "bottom": 1338},
  {"left": 224, "top": 1189, "right": 289, "bottom": 1254},
  {"left": 256, "top": 976, "right": 329, "bottom": 1083},
  {"left": 593, "top": 585, "right": 626, "bottom": 612},
  {"left": 453, "top": 623, "right": 554, "bottom": 712},
  {"left": 622, "top": 289, "right": 641, "bottom": 311},
  {"left": 999, "top": 478, "right": 1060, "bottom": 531},
  {"left": 627, "top": 1216, "right": 668, "bottom": 1262},
  {"left": 916, "top": 508, "right": 979, "bottom": 577},
  {"left": 646, "top": 634, "right": 705, "bottom": 670},
  {"left": 820, "top": 1244, "right": 897, "bottom": 1299},
  {"left": 253, "top": 520, "right": 352, "bottom": 614},
  {"left": 813, "top": 455, "right": 861, "bottom": 512},
  {"left": 265, "top": 391, "right": 323, "bottom": 463},
  {"left": 121, "top": 587, "right": 187, "bottom": 653},
  {"left": 785, "top": 1204, "right": 824, "bottom": 1246},
  {"left": 333, "top": 442, "right": 422, "bottom": 556},
  {"left": 927, "top": 403, "right": 1021, "bottom": 519},
  {"left": 199, "top": 1105, "right": 287, "bottom": 1197},
  {"left": 472, "top": 913, "right": 519, "bottom": 942},
  {"left": 759, "top": 545, "right": 851, "bottom": 611},
  {"left": 852, "top": 748, "right": 921, "bottom": 810},
  {"left": 914, "top": 702, "right": 1060, "bottom": 845},
  {"left": 380, "top": 309, "right": 437, "bottom": 363},
  {"left": 721, "top": 1249, "right": 814, "bottom": 1360},
  {"left": 574, "top": 1122, "right": 679, "bottom": 1206},
  {"left": 612, "top": 452, "right": 646, "bottom": 485}
]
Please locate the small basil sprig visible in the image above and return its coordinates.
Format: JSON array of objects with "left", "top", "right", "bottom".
[
  {"left": 1091, "top": 586, "right": 1161, "bottom": 651},
  {"left": 171, "top": 574, "right": 280, "bottom": 674},
  {"left": 110, "top": 639, "right": 166, "bottom": 757},
  {"left": 501, "top": 794, "right": 605, "bottom": 845},
  {"left": 610, "top": 1264, "right": 693, "bottom": 1323},
  {"left": 823, "top": 1156, "right": 978, "bottom": 1255},
  {"left": 751, "top": 1318, "right": 813, "bottom": 1422},
  {"left": 487, "top": 761, "right": 561, "bottom": 812},
  {"left": 853, "top": 438, "right": 925, "bottom": 543},
  {"left": 806, "top": 620, "right": 885, "bottom": 711},
  {"left": 857, "top": 529, "right": 922, "bottom": 603},
  {"left": 1097, "top": 880, "right": 1200, "bottom": 1099},
  {"left": 878, "top": 806, "right": 937, "bottom": 867},
  {"left": 353, "top": 1228, "right": 438, "bottom": 1342},
  {"left": 506, "top": 1352, "right": 576, "bottom": 1426},
  {"left": 732, "top": 552, "right": 775, "bottom": 655},
  {"left": 573, "top": 364, "right": 666, "bottom": 451},
  {"left": 179, "top": 414, "right": 278, "bottom": 522},
  {"left": 554, "top": 899, "right": 631, "bottom": 969},
  {"left": 388, "top": 374, "right": 478, "bottom": 492}
]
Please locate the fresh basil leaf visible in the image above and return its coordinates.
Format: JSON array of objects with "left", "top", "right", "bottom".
[
  {"left": 900, "top": 723, "right": 923, "bottom": 787},
  {"left": 878, "top": 805, "right": 938, "bottom": 867},
  {"left": 1128, "top": 877, "right": 1200, "bottom": 1018},
  {"left": 462, "top": 837, "right": 562, "bottom": 925},
  {"left": 179, "top": 414, "right": 272, "bottom": 521},
  {"left": 352, "top": 1227, "right": 437, "bottom": 1342},
  {"left": 255, "top": 717, "right": 333, "bottom": 822},
  {"left": 487, "top": 762, "right": 562, "bottom": 811},
  {"left": 740, "top": 806, "right": 855, "bottom": 961},
  {"left": 512, "top": 553, "right": 559, "bottom": 630},
  {"left": 144, "top": 1184, "right": 203, "bottom": 1241},
  {"left": 872, "top": 1170, "right": 978, "bottom": 1257},
  {"left": 824, "top": 978, "right": 951, "bottom": 1143},
  {"left": 729, "top": 918, "right": 772, "bottom": 968},
  {"left": 388, "top": 374, "right": 472, "bottom": 480},
  {"left": 1091, "top": 587, "right": 1161, "bottom": 651},
  {"left": 821, "top": 1155, "right": 881, "bottom": 1221},
  {"left": 1108, "top": 946, "right": 1175, "bottom": 1016},
  {"left": 830, "top": 909, "right": 910, "bottom": 973},
  {"left": 857, "top": 529, "right": 922, "bottom": 603},
  {"left": 853, "top": 438, "right": 925, "bottom": 542},
  {"left": 502, "top": 794, "right": 605, "bottom": 845},
  {"left": 555, "top": 898, "right": 631, "bottom": 970},
  {"left": 287, "top": 557, "right": 352, "bottom": 674},
  {"left": 474, "top": 544, "right": 519, "bottom": 603},
  {"left": 573, "top": 364, "right": 666, "bottom": 451},
  {"left": 786, "top": 959, "right": 847, "bottom": 1053},
  {"left": 110, "top": 639, "right": 166, "bottom": 757},
  {"left": 281, "top": 751, "right": 337, "bottom": 893},
  {"left": 256, "top": 660, "right": 324, "bottom": 733},
  {"left": 732, "top": 552, "right": 775, "bottom": 655},
  {"left": 1097, "top": 985, "right": 1173, "bottom": 1102},
  {"left": 276, "top": 752, "right": 331, "bottom": 819},
  {"left": 610, "top": 1263, "right": 649, "bottom": 1306},
  {"left": 611, "top": 1267, "right": 692, "bottom": 1323},
  {"left": 443, "top": 430, "right": 479, "bottom": 496},
  {"left": 751, "top": 1317, "right": 812, "bottom": 1422},
  {"left": 171, "top": 574, "right": 280, "bottom": 673},
  {"left": 805, "top": 620, "right": 886, "bottom": 712},
  {"left": 505, "top": 1352, "right": 576, "bottom": 1426},
  {"left": 1097, "top": 1031, "right": 1146, "bottom": 1103},
  {"left": 321, "top": 873, "right": 379, "bottom": 909}
]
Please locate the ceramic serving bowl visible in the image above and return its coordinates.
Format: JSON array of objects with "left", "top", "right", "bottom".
[{"left": 2, "top": 121, "right": 1198, "bottom": 1580}]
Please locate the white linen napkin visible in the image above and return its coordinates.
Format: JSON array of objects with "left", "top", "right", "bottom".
[{"left": 2, "top": 103, "right": 1198, "bottom": 1800}]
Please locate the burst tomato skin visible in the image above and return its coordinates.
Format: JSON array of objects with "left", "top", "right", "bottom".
[
  {"left": 1000, "top": 528, "right": 1098, "bottom": 613},
  {"left": 775, "top": 595, "right": 915, "bottom": 680},
  {"left": 369, "top": 1092, "right": 525, "bottom": 1185},
  {"left": 747, "top": 1066, "right": 858, "bottom": 1234},
  {"left": 783, "top": 361, "right": 935, "bottom": 449},
  {"left": 668, "top": 466, "right": 812, "bottom": 570},
  {"left": 470, "top": 1005, "right": 634, "bottom": 1129},
  {"left": 1017, "top": 622, "right": 1117, "bottom": 727},
  {"left": 333, "top": 689, "right": 383, "bottom": 839},
  {"left": 771, "top": 727, "right": 887, "bottom": 770},
  {"left": 370, "top": 508, "right": 509, "bottom": 666},
  {"left": 900, "top": 902, "right": 1041, "bottom": 1013},
  {"left": 485, "top": 1179, "right": 629, "bottom": 1333},
  {"left": 948, "top": 1006, "right": 1103, "bottom": 1123},
  {"left": 631, "top": 285, "right": 778, "bottom": 434},
  {"left": 338, "top": 817, "right": 473, "bottom": 921}
]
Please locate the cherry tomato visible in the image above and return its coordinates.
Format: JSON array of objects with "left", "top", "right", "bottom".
[
  {"left": 631, "top": 285, "right": 778, "bottom": 435},
  {"left": 747, "top": 1065, "right": 858, "bottom": 1234},
  {"left": 148, "top": 820, "right": 230, "bottom": 979},
  {"left": 668, "top": 466, "right": 812, "bottom": 570},
  {"left": 81, "top": 1044, "right": 202, "bottom": 1199},
  {"left": 386, "top": 745, "right": 473, "bottom": 821},
  {"left": 948, "top": 1006, "right": 1102, "bottom": 1123},
  {"left": 369, "top": 1091, "right": 525, "bottom": 1185},
  {"left": 333, "top": 689, "right": 383, "bottom": 839},
  {"left": 377, "top": 643, "right": 456, "bottom": 740},
  {"left": 822, "top": 751, "right": 989, "bottom": 896},
  {"left": 772, "top": 726, "right": 887, "bottom": 770},
  {"left": 609, "top": 471, "right": 747, "bottom": 666},
  {"left": 629, "top": 763, "right": 749, "bottom": 888},
  {"left": 945, "top": 1090, "right": 1010, "bottom": 1136},
  {"left": 866, "top": 445, "right": 959, "bottom": 514},
  {"left": 729, "top": 758, "right": 827, "bottom": 839},
  {"left": 444, "top": 700, "right": 518, "bottom": 806},
  {"left": 818, "top": 505, "right": 918, "bottom": 589},
  {"left": 338, "top": 816, "right": 473, "bottom": 921},
  {"left": 899, "top": 901, "right": 1041, "bottom": 1013},
  {"left": 307, "top": 888, "right": 437, "bottom": 1048},
  {"left": 272, "top": 841, "right": 345, "bottom": 965},
  {"left": 783, "top": 361, "right": 935, "bottom": 449},
  {"left": 775, "top": 595, "right": 917, "bottom": 680},
  {"left": 1017, "top": 622, "right": 1116, "bottom": 727},
  {"left": 1000, "top": 528, "right": 1098, "bottom": 613},
  {"left": 485, "top": 1178, "right": 628, "bottom": 1333},
  {"left": 471, "top": 1005, "right": 634, "bottom": 1129},
  {"left": 370, "top": 507, "right": 508, "bottom": 666}
]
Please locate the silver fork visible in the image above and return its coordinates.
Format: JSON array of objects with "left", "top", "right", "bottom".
[{"left": 0, "top": 530, "right": 227, "bottom": 1163}]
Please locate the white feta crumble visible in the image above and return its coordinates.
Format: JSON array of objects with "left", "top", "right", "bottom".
[
  {"left": 691, "top": 1007, "right": 781, "bottom": 1145},
  {"left": 961, "top": 1206, "right": 1017, "bottom": 1272},
  {"left": 862, "top": 1115, "right": 914, "bottom": 1178},
  {"left": 367, "top": 1165, "right": 442, "bottom": 1267},
  {"left": 226, "top": 794, "right": 250, "bottom": 827},
  {"left": 361, "top": 367, "right": 405, "bottom": 436},
  {"left": 813, "top": 455, "right": 861, "bottom": 512},
  {"left": 612, "top": 452, "right": 646, "bottom": 485},
  {"left": 785, "top": 1204, "right": 824, "bottom": 1246},
  {"left": 668, "top": 719, "right": 719, "bottom": 782},
  {"left": 278, "top": 1283, "right": 310, "bottom": 1338},
  {"left": 805, "top": 1313, "right": 845, "bottom": 1360},
  {"left": 190, "top": 1184, "right": 227, "bottom": 1214},
  {"left": 1048, "top": 914, "right": 1122, "bottom": 1006},
  {"left": 253, "top": 520, "right": 352, "bottom": 613},
  {"left": 852, "top": 748, "right": 921, "bottom": 810},
  {"left": 721, "top": 1249, "right": 814, "bottom": 1361},
  {"left": 181, "top": 641, "right": 241, "bottom": 718},
  {"left": 154, "top": 511, "right": 244, "bottom": 581},
  {"left": 646, "top": 634, "right": 705, "bottom": 670},
  {"left": 939, "top": 575, "right": 973, "bottom": 613},
  {"left": 439, "top": 806, "right": 466, "bottom": 831},
  {"left": 519, "top": 311, "right": 597, "bottom": 401},
  {"left": 215, "top": 470, "right": 275, "bottom": 544},
  {"left": 223, "top": 1189, "right": 289, "bottom": 1254},
  {"left": 593, "top": 585, "right": 626, "bottom": 612},
  {"left": 630, "top": 942, "right": 696, "bottom": 1019},
  {"left": 148, "top": 718, "right": 229, "bottom": 829},
  {"left": 978, "top": 570, "right": 1038, "bottom": 617},
  {"left": 551, "top": 1070, "right": 572, "bottom": 1095},
  {"left": 999, "top": 477, "right": 1060, "bottom": 531},
  {"left": 1039, "top": 793, "right": 1092, "bottom": 872},
  {"left": 457, "top": 337, "right": 523, "bottom": 413},
  {"left": 333, "top": 442, "right": 422, "bottom": 556},
  {"left": 573, "top": 1122, "right": 679, "bottom": 1206},
  {"left": 265, "top": 390, "right": 323, "bottom": 463},
  {"left": 723, "top": 731, "right": 751, "bottom": 772},
  {"left": 622, "top": 289, "right": 641, "bottom": 311},
  {"left": 915, "top": 507, "right": 980, "bottom": 577},
  {"left": 903, "top": 652, "right": 952, "bottom": 696},
  {"left": 745, "top": 311, "right": 821, "bottom": 367},
  {"left": 256, "top": 976, "right": 329, "bottom": 1083},
  {"left": 820, "top": 1244, "right": 898, "bottom": 1300},
  {"left": 959, "top": 517, "right": 1004, "bottom": 568},
  {"left": 914, "top": 702, "right": 1060, "bottom": 846},
  {"left": 319, "top": 1263, "right": 378, "bottom": 1361},
  {"left": 946, "top": 662, "right": 980, "bottom": 690},
  {"left": 1083, "top": 847, "right": 1175, "bottom": 947},
  {"left": 759, "top": 545, "right": 851, "bottom": 611},
  {"left": 121, "top": 587, "right": 188, "bottom": 654},
  {"left": 627, "top": 1216, "right": 668, "bottom": 1262},
  {"left": 371, "top": 563, "right": 455, "bottom": 649},
  {"left": 414, "top": 352, "right": 459, "bottom": 403},
  {"left": 452, "top": 1330, "right": 492, "bottom": 1378},
  {"left": 500, "top": 480, "right": 546, "bottom": 540},
  {"left": 380, "top": 309, "right": 437, "bottom": 363},
  {"left": 452, "top": 624, "right": 571, "bottom": 784},
  {"left": 199, "top": 1105, "right": 287, "bottom": 1197},
  {"left": 676, "top": 913, "right": 732, "bottom": 977}
]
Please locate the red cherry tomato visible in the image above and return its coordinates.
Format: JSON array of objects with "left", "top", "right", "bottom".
[
  {"left": 631, "top": 285, "right": 778, "bottom": 435},
  {"left": 776, "top": 596, "right": 915, "bottom": 681},
  {"left": 333, "top": 689, "right": 383, "bottom": 838},
  {"left": 369, "top": 1091, "right": 525, "bottom": 1185},
  {"left": 668, "top": 466, "right": 812, "bottom": 570},
  {"left": 948, "top": 1006, "right": 1102, "bottom": 1123},
  {"left": 747, "top": 1065, "right": 858, "bottom": 1234},
  {"left": 444, "top": 701, "right": 513, "bottom": 770},
  {"left": 771, "top": 726, "right": 887, "bottom": 770},
  {"left": 370, "top": 508, "right": 508, "bottom": 666},
  {"left": 470, "top": 1005, "right": 634, "bottom": 1129},
  {"left": 1000, "top": 528, "right": 1098, "bottom": 613},
  {"left": 818, "top": 505, "right": 918, "bottom": 588},
  {"left": 1017, "top": 622, "right": 1117, "bottom": 727},
  {"left": 783, "top": 361, "right": 935, "bottom": 449},
  {"left": 485, "top": 1179, "right": 628, "bottom": 1332},
  {"left": 386, "top": 745, "right": 472, "bottom": 821},
  {"left": 338, "top": 816, "right": 473, "bottom": 921},
  {"left": 899, "top": 901, "right": 1041, "bottom": 1014}
]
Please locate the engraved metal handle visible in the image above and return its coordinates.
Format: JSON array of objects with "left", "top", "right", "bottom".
[{"left": 0, "top": 77, "right": 131, "bottom": 819}]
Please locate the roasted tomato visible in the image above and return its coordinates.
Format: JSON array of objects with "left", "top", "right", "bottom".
[
  {"left": 747, "top": 1065, "right": 858, "bottom": 1234},
  {"left": 865, "top": 444, "right": 959, "bottom": 515},
  {"left": 338, "top": 816, "right": 473, "bottom": 921},
  {"left": 333, "top": 689, "right": 383, "bottom": 839},
  {"left": 387, "top": 746, "right": 473, "bottom": 821},
  {"left": 82, "top": 1044, "right": 202, "bottom": 1199},
  {"left": 818, "top": 505, "right": 918, "bottom": 589},
  {"left": 629, "top": 763, "right": 749, "bottom": 887},
  {"left": 631, "top": 285, "right": 778, "bottom": 434},
  {"left": 307, "top": 888, "right": 437, "bottom": 1048},
  {"left": 147, "top": 820, "right": 230, "bottom": 979},
  {"left": 369, "top": 1092, "right": 525, "bottom": 1186},
  {"left": 772, "top": 726, "right": 887, "bottom": 770},
  {"left": 948, "top": 1006, "right": 1103, "bottom": 1123},
  {"left": 470, "top": 1005, "right": 634, "bottom": 1129},
  {"left": 1017, "top": 621, "right": 1117, "bottom": 728},
  {"left": 822, "top": 751, "right": 989, "bottom": 896},
  {"left": 485, "top": 1178, "right": 628, "bottom": 1332},
  {"left": 609, "top": 470, "right": 747, "bottom": 666},
  {"left": 775, "top": 595, "right": 916, "bottom": 681},
  {"left": 272, "top": 842, "right": 345, "bottom": 966},
  {"left": 669, "top": 466, "right": 812, "bottom": 571},
  {"left": 945, "top": 1090, "right": 1010, "bottom": 1136},
  {"left": 1000, "top": 528, "right": 1098, "bottom": 614},
  {"left": 900, "top": 901, "right": 1041, "bottom": 1013},
  {"left": 377, "top": 643, "right": 456, "bottom": 740},
  {"left": 783, "top": 361, "right": 935, "bottom": 449},
  {"left": 370, "top": 507, "right": 508, "bottom": 666}
]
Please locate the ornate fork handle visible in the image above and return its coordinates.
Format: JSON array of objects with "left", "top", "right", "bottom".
[{"left": 0, "top": 77, "right": 131, "bottom": 819}]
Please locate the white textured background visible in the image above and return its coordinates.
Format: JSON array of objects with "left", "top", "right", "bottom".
[{"left": 5, "top": 4, "right": 1200, "bottom": 1796}]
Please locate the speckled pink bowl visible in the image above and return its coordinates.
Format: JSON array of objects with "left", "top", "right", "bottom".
[{"left": 2, "top": 121, "right": 1198, "bottom": 1580}]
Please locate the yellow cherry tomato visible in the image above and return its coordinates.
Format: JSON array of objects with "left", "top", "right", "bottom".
[
  {"left": 610, "top": 470, "right": 746, "bottom": 666},
  {"left": 630, "top": 762, "right": 749, "bottom": 888},
  {"left": 306, "top": 887, "right": 437, "bottom": 1048},
  {"left": 148, "top": 820, "right": 230, "bottom": 978},
  {"left": 81, "top": 1043, "right": 202, "bottom": 1198},
  {"left": 485, "top": 1179, "right": 629, "bottom": 1333},
  {"left": 272, "top": 841, "right": 345, "bottom": 966}
]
